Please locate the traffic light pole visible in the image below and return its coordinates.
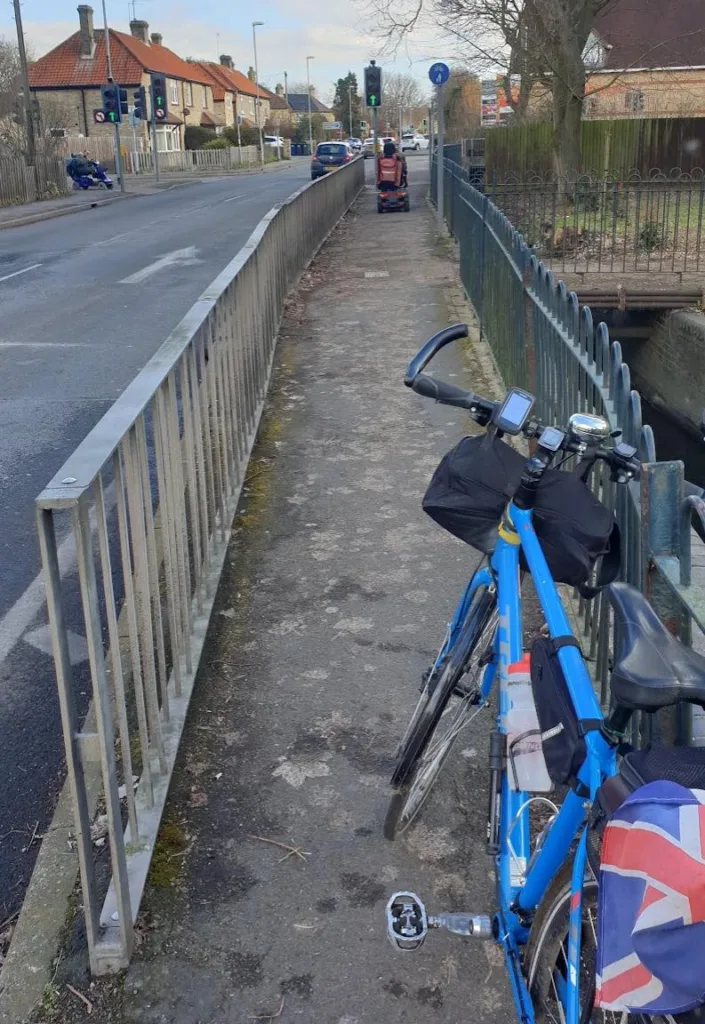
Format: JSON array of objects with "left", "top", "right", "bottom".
[
  {"left": 12, "top": 0, "right": 35, "bottom": 169},
  {"left": 101, "top": 0, "right": 125, "bottom": 192},
  {"left": 150, "top": 102, "right": 160, "bottom": 184}
]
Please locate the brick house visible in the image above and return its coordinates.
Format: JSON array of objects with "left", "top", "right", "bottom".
[
  {"left": 191, "top": 57, "right": 271, "bottom": 131},
  {"left": 265, "top": 85, "right": 295, "bottom": 131},
  {"left": 28, "top": 5, "right": 216, "bottom": 151},
  {"left": 583, "top": 0, "right": 705, "bottom": 119},
  {"left": 287, "top": 90, "right": 335, "bottom": 124}
]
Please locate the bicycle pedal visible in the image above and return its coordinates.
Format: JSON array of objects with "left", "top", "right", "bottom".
[{"left": 386, "top": 892, "right": 429, "bottom": 951}]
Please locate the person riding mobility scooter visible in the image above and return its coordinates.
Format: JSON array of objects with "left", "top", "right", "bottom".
[{"left": 376, "top": 141, "right": 410, "bottom": 213}]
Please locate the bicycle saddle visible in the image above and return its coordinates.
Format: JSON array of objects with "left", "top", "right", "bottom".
[{"left": 607, "top": 582, "right": 705, "bottom": 711}]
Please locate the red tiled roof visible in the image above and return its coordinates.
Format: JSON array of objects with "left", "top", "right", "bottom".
[
  {"left": 200, "top": 111, "right": 222, "bottom": 127},
  {"left": 28, "top": 28, "right": 213, "bottom": 88},
  {"left": 595, "top": 0, "right": 705, "bottom": 69},
  {"left": 192, "top": 62, "right": 231, "bottom": 101}
]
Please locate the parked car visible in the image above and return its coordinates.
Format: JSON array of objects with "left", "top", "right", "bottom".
[
  {"left": 347, "top": 137, "right": 362, "bottom": 152},
  {"left": 363, "top": 136, "right": 397, "bottom": 158},
  {"left": 311, "top": 142, "right": 353, "bottom": 179},
  {"left": 401, "top": 133, "right": 429, "bottom": 152},
  {"left": 263, "top": 135, "right": 285, "bottom": 149}
]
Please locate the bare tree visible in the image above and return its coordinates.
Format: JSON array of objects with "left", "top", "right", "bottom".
[
  {"left": 0, "top": 36, "right": 23, "bottom": 122},
  {"left": 367, "top": 0, "right": 615, "bottom": 177},
  {"left": 444, "top": 67, "right": 481, "bottom": 140}
]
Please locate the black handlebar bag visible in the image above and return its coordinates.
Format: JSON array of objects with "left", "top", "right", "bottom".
[
  {"left": 423, "top": 435, "right": 620, "bottom": 591},
  {"left": 422, "top": 434, "right": 525, "bottom": 553}
]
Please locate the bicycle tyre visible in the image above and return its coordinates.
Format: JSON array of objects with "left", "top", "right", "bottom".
[
  {"left": 384, "top": 585, "right": 496, "bottom": 840},
  {"left": 525, "top": 859, "right": 675, "bottom": 1024}
]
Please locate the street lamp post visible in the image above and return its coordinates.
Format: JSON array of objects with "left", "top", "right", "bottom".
[
  {"left": 252, "top": 21, "right": 264, "bottom": 169},
  {"left": 306, "top": 55, "right": 314, "bottom": 156},
  {"left": 348, "top": 84, "right": 354, "bottom": 138}
]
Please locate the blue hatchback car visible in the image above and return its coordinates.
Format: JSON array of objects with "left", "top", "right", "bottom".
[{"left": 311, "top": 142, "right": 352, "bottom": 180}]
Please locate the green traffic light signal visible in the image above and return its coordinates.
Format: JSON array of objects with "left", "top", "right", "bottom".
[
  {"left": 107, "top": 111, "right": 117, "bottom": 123},
  {"left": 369, "top": 95, "right": 377, "bottom": 106}
]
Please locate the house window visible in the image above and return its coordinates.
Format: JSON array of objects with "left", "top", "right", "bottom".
[
  {"left": 169, "top": 80, "right": 178, "bottom": 105},
  {"left": 583, "top": 95, "right": 598, "bottom": 117},
  {"left": 625, "top": 89, "right": 644, "bottom": 113},
  {"left": 184, "top": 82, "right": 193, "bottom": 106},
  {"left": 156, "top": 125, "right": 180, "bottom": 152},
  {"left": 202, "top": 86, "right": 208, "bottom": 109}
]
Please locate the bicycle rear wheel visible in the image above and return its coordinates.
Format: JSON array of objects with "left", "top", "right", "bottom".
[
  {"left": 384, "top": 584, "right": 496, "bottom": 840},
  {"left": 525, "top": 860, "right": 678, "bottom": 1024}
]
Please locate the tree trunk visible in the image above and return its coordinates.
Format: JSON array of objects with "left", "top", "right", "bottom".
[{"left": 551, "top": 65, "right": 584, "bottom": 184}]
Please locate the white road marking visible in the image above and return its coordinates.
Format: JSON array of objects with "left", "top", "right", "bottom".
[
  {"left": 24, "top": 624, "right": 89, "bottom": 666},
  {"left": 223, "top": 194, "right": 246, "bottom": 203},
  {"left": 364, "top": 271, "right": 389, "bottom": 278},
  {"left": 0, "top": 484, "right": 115, "bottom": 671},
  {"left": 120, "top": 246, "right": 201, "bottom": 284},
  {"left": 0, "top": 263, "right": 43, "bottom": 284}
]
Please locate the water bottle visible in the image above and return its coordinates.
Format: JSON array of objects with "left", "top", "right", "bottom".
[{"left": 504, "top": 654, "right": 552, "bottom": 792}]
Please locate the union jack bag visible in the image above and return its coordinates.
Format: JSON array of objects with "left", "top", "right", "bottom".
[{"left": 596, "top": 779, "right": 705, "bottom": 1014}]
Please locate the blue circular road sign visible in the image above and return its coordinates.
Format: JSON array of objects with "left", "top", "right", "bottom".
[{"left": 429, "top": 62, "right": 450, "bottom": 86}]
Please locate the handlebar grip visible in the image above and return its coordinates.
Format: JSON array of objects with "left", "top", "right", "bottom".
[
  {"left": 410, "top": 373, "right": 474, "bottom": 408},
  {"left": 406, "top": 323, "right": 469, "bottom": 381}
]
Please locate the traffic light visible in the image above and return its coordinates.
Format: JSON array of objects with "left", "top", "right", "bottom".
[
  {"left": 133, "top": 86, "right": 146, "bottom": 120},
  {"left": 360, "top": 120, "right": 366, "bottom": 129},
  {"left": 364, "top": 62, "right": 382, "bottom": 108},
  {"left": 422, "top": 118, "right": 428, "bottom": 130},
  {"left": 119, "top": 88, "right": 128, "bottom": 117},
  {"left": 100, "top": 82, "right": 121, "bottom": 123},
  {"left": 151, "top": 72, "right": 167, "bottom": 121}
]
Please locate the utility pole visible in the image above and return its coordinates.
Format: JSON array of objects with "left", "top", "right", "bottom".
[
  {"left": 252, "top": 22, "right": 265, "bottom": 169},
  {"left": 284, "top": 71, "right": 288, "bottom": 104},
  {"left": 101, "top": 0, "right": 125, "bottom": 192},
  {"left": 306, "top": 56, "right": 315, "bottom": 156},
  {"left": 348, "top": 84, "right": 354, "bottom": 138},
  {"left": 12, "top": 0, "right": 36, "bottom": 168}
]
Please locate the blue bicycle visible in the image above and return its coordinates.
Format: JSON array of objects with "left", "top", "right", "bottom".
[{"left": 385, "top": 325, "right": 705, "bottom": 1024}]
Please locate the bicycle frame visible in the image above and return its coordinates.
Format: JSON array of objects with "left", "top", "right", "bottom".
[{"left": 455, "top": 502, "right": 618, "bottom": 1024}]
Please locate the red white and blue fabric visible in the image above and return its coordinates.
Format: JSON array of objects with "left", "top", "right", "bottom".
[{"left": 595, "top": 779, "right": 705, "bottom": 1014}]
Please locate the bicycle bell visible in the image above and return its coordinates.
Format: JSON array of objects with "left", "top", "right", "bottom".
[{"left": 567, "top": 412, "right": 610, "bottom": 443}]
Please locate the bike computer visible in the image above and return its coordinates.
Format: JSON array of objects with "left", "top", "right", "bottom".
[
  {"left": 538, "top": 426, "right": 565, "bottom": 452},
  {"left": 494, "top": 388, "right": 534, "bottom": 435}
]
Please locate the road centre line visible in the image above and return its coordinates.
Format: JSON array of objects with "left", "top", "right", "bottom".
[
  {"left": 0, "top": 263, "right": 42, "bottom": 284},
  {"left": 223, "top": 194, "right": 245, "bottom": 203}
]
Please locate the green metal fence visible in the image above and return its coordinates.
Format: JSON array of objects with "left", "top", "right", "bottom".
[{"left": 432, "top": 155, "right": 705, "bottom": 746}]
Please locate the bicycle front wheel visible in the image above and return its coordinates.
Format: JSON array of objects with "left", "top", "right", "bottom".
[{"left": 384, "top": 584, "right": 496, "bottom": 840}]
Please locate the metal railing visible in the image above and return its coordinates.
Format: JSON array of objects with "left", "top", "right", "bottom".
[
  {"left": 35, "top": 156, "right": 364, "bottom": 975},
  {"left": 485, "top": 169, "right": 705, "bottom": 276},
  {"left": 126, "top": 146, "right": 261, "bottom": 176},
  {"left": 433, "top": 156, "right": 705, "bottom": 745}
]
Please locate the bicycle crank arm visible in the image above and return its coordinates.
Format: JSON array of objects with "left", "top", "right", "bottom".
[{"left": 386, "top": 892, "right": 493, "bottom": 952}]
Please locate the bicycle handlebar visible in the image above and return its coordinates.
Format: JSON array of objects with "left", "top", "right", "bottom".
[
  {"left": 405, "top": 323, "right": 470, "bottom": 383},
  {"left": 406, "top": 325, "right": 641, "bottom": 485}
]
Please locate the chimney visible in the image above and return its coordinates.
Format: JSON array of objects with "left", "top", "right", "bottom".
[
  {"left": 308, "top": 84, "right": 316, "bottom": 96},
  {"left": 77, "top": 5, "right": 95, "bottom": 59},
  {"left": 275, "top": 84, "right": 283, "bottom": 96},
  {"left": 129, "top": 19, "right": 150, "bottom": 45},
  {"left": 220, "top": 55, "right": 234, "bottom": 70},
  {"left": 150, "top": 32, "right": 163, "bottom": 45}
]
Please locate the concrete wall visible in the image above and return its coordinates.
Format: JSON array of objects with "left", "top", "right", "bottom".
[{"left": 620, "top": 309, "right": 705, "bottom": 435}]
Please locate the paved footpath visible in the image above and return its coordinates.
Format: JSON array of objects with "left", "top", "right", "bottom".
[{"left": 32, "top": 166, "right": 514, "bottom": 1023}]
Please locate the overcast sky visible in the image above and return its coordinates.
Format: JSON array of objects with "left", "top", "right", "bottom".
[{"left": 1, "top": 0, "right": 450, "bottom": 101}]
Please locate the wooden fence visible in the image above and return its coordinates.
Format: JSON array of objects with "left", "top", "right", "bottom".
[
  {"left": 485, "top": 116, "right": 705, "bottom": 180},
  {"left": 0, "top": 155, "right": 70, "bottom": 208}
]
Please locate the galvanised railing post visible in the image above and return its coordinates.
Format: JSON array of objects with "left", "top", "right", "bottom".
[
  {"left": 521, "top": 247, "right": 537, "bottom": 396},
  {"left": 640, "top": 461, "right": 688, "bottom": 745}
]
